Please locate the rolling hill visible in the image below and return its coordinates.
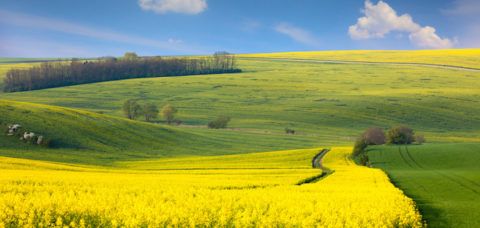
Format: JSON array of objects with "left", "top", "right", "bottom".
[
  {"left": 1, "top": 51, "right": 479, "bottom": 142},
  {"left": 0, "top": 99, "right": 330, "bottom": 165}
]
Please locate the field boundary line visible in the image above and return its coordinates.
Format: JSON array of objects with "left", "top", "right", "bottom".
[{"left": 240, "top": 57, "right": 480, "bottom": 72}]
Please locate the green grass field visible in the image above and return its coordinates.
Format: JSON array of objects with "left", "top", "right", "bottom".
[
  {"left": 368, "top": 143, "right": 480, "bottom": 228},
  {"left": 1, "top": 56, "right": 479, "bottom": 142},
  {"left": 0, "top": 99, "right": 337, "bottom": 165}
]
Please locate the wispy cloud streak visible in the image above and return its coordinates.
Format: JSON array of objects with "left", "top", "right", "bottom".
[
  {"left": 274, "top": 23, "right": 320, "bottom": 47},
  {"left": 0, "top": 10, "right": 192, "bottom": 53}
]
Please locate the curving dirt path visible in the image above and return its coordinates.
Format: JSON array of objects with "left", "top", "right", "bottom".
[
  {"left": 312, "top": 149, "right": 330, "bottom": 169},
  {"left": 241, "top": 57, "right": 480, "bottom": 72}
]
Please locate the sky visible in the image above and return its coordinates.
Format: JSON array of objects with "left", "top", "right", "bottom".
[{"left": 0, "top": 0, "right": 479, "bottom": 57}]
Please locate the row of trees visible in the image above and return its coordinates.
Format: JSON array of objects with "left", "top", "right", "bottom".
[
  {"left": 4, "top": 52, "right": 241, "bottom": 92},
  {"left": 122, "top": 100, "right": 232, "bottom": 128},
  {"left": 122, "top": 100, "right": 180, "bottom": 123}
]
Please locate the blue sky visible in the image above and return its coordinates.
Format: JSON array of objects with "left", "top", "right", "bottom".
[{"left": 0, "top": 0, "right": 479, "bottom": 57}]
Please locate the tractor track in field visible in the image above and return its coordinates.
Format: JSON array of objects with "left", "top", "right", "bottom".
[
  {"left": 398, "top": 147, "right": 414, "bottom": 168},
  {"left": 400, "top": 146, "right": 480, "bottom": 195},
  {"left": 404, "top": 147, "right": 424, "bottom": 169},
  {"left": 297, "top": 149, "right": 331, "bottom": 185},
  {"left": 241, "top": 57, "right": 480, "bottom": 72}
]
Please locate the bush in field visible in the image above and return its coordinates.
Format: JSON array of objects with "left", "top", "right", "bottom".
[
  {"left": 122, "top": 100, "right": 142, "bottom": 120},
  {"left": 415, "top": 134, "right": 426, "bottom": 144},
  {"left": 361, "top": 127, "right": 385, "bottom": 145},
  {"left": 161, "top": 104, "right": 178, "bottom": 124},
  {"left": 386, "top": 126, "right": 415, "bottom": 145},
  {"left": 358, "top": 153, "right": 370, "bottom": 166},
  {"left": 208, "top": 115, "right": 231, "bottom": 129},
  {"left": 285, "top": 128, "right": 295, "bottom": 135}
]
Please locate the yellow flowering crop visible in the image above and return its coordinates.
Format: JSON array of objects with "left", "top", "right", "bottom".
[
  {"left": 242, "top": 49, "right": 480, "bottom": 69},
  {"left": 0, "top": 148, "right": 423, "bottom": 227}
]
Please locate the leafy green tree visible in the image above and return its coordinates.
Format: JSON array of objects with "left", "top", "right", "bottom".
[
  {"left": 143, "top": 103, "right": 159, "bottom": 122},
  {"left": 122, "top": 100, "right": 142, "bottom": 120},
  {"left": 208, "top": 115, "right": 231, "bottom": 129},
  {"left": 386, "top": 126, "right": 415, "bottom": 144},
  {"left": 161, "top": 104, "right": 177, "bottom": 124}
]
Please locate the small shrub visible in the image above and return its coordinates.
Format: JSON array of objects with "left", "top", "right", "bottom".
[
  {"left": 358, "top": 153, "right": 370, "bottom": 166},
  {"left": 352, "top": 137, "right": 367, "bottom": 157},
  {"left": 208, "top": 115, "right": 231, "bottom": 129},
  {"left": 415, "top": 134, "right": 426, "bottom": 144},
  {"left": 386, "top": 126, "right": 415, "bottom": 145},
  {"left": 285, "top": 128, "right": 295, "bottom": 135}
]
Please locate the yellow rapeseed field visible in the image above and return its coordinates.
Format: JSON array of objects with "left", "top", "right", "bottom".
[
  {"left": 242, "top": 49, "right": 480, "bottom": 69},
  {"left": 0, "top": 148, "right": 423, "bottom": 227}
]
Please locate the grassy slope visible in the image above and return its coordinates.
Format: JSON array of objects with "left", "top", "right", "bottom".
[
  {"left": 241, "top": 49, "right": 480, "bottom": 69},
  {"left": 368, "top": 143, "right": 480, "bottom": 228},
  {"left": 1, "top": 56, "right": 479, "bottom": 142},
  {"left": 0, "top": 99, "right": 335, "bottom": 165}
]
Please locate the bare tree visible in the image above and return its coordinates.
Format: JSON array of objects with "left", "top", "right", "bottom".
[{"left": 361, "top": 127, "right": 386, "bottom": 145}]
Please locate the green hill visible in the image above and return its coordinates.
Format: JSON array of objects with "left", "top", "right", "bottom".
[
  {"left": 1, "top": 54, "right": 479, "bottom": 142},
  {"left": 0, "top": 99, "right": 331, "bottom": 165},
  {"left": 368, "top": 143, "right": 480, "bottom": 227}
]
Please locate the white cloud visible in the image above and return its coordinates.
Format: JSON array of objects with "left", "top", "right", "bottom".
[
  {"left": 138, "top": 0, "right": 207, "bottom": 14},
  {"left": 274, "top": 23, "right": 319, "bottom": 46},
  {"left": 409, "top": 26, "right": 456, "bottom": 49},
  {"left": 0, "top": 10, "right": 193, "bottom": 53},
  {"left": 349, "top": 0, "right": 454, "bottom": 49}
]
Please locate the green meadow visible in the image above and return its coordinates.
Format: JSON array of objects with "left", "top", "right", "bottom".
[
  {"left": 0, "top": 99, "right": 332, "bottom": 165},
  {"left": 1, "top": 57, "right": 479, "bottom": 142},
  {"left": 368, "top": 143, "right": 480, "bottom": 228}
]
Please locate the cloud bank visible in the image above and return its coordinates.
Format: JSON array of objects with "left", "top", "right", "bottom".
[
  {"left": 349, "top": 0, "right": 454, "bottom": 49},
  {"left": 274, "top": 23, "right": 319, "bottom": 46},
  {"left": 138, "top": 0, "right": 207, "bottom": 14}
]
